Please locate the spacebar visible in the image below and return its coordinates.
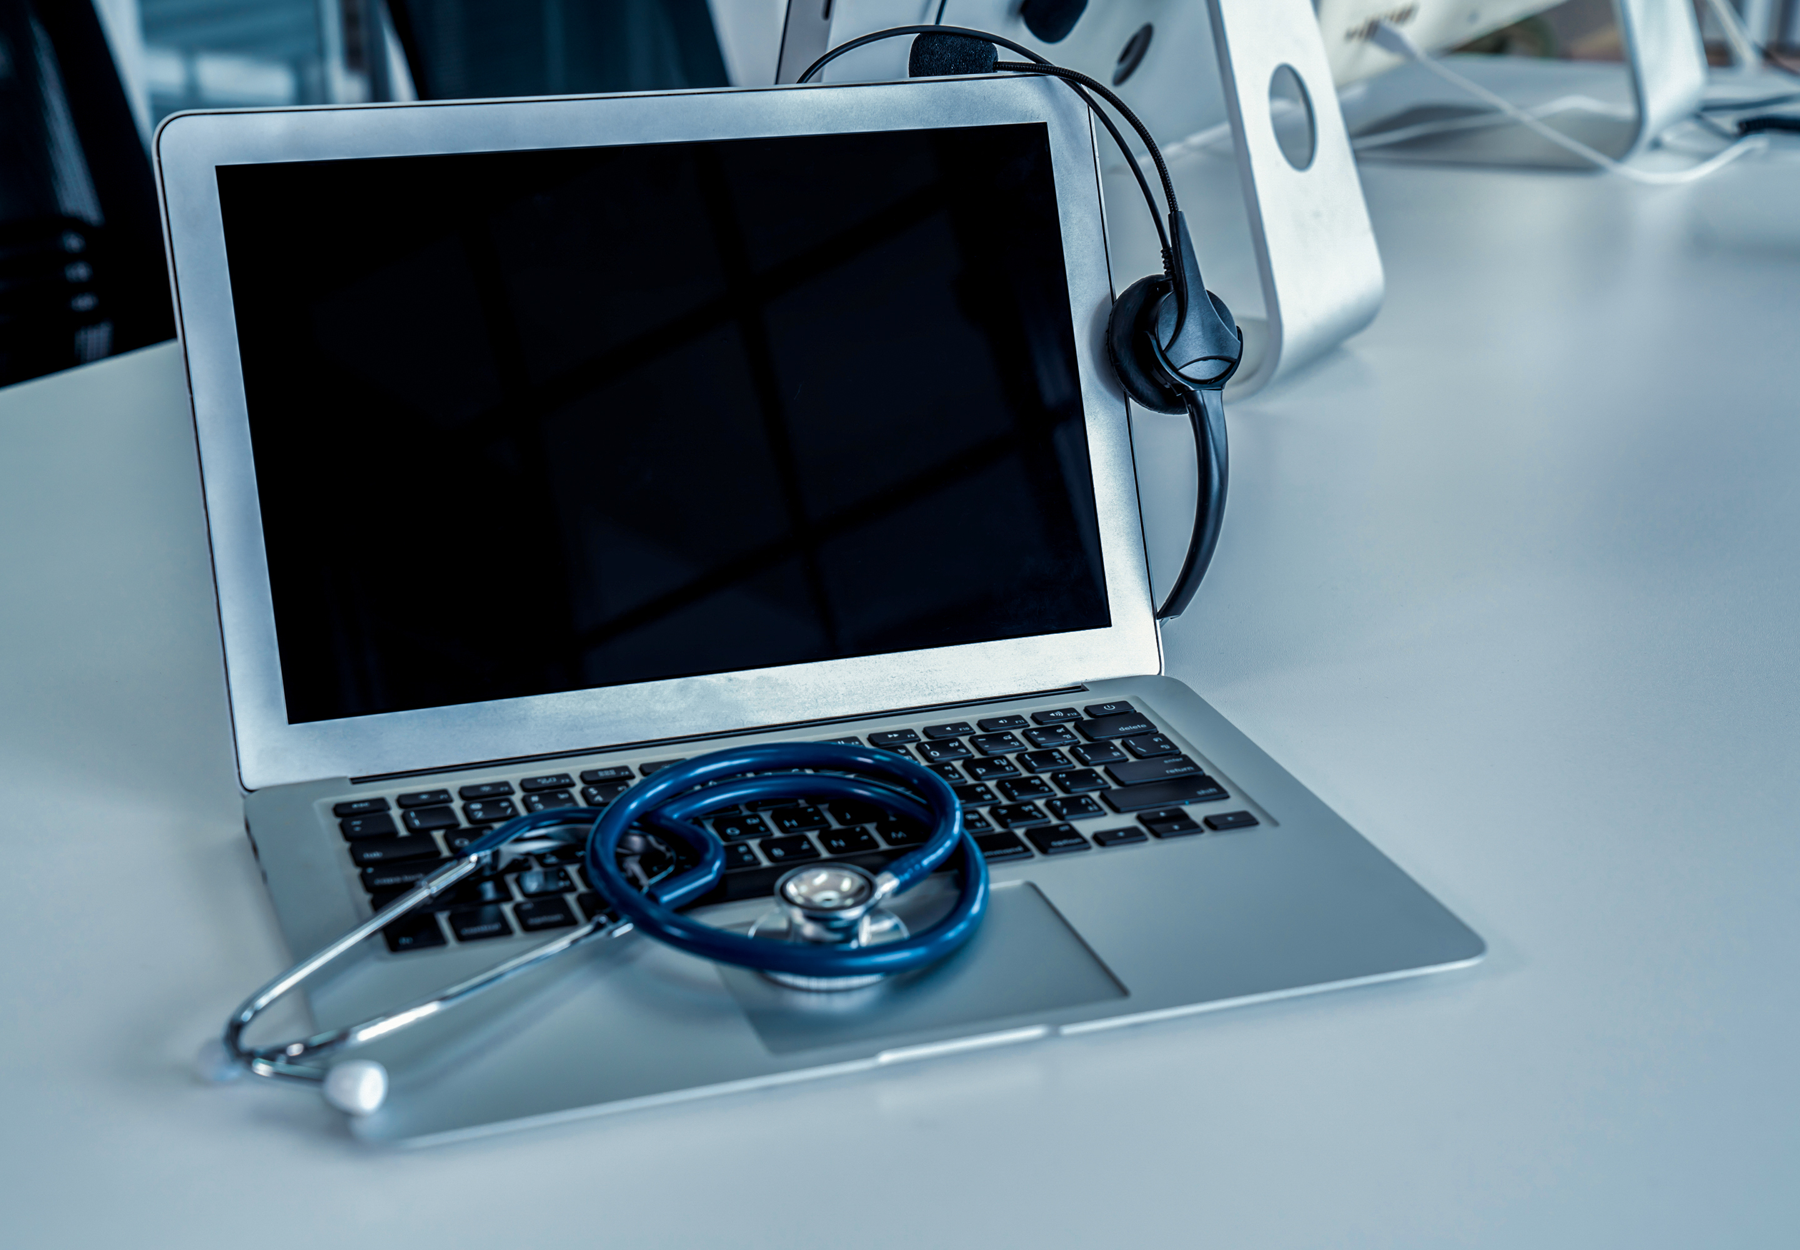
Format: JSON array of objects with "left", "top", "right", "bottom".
[{"left": 1101, "top": 777, "right": 1227, "bottom": 812}]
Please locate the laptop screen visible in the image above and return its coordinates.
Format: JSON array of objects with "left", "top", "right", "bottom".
[{"left": 218, "top": 123, "right": 1109, "bottom": 725}]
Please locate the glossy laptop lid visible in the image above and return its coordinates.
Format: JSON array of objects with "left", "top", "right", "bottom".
[{"left": 154, "top": 77, "right": 1160, "bottom": 792}]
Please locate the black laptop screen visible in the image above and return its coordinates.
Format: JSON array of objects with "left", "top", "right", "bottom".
[{"left": 217, "top": 123, "right": 1109, "bottom": 725}]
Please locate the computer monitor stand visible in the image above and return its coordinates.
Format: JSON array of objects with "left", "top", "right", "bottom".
[
  {"left": 774, "top": 0, "right": 1383, "bottom": 398},
  {"left": 1201, "top": 0, "right": 1383, "bottom": 397},
  {"left": 1341, "top": 0, "right": 1707, "bottom": 168}
]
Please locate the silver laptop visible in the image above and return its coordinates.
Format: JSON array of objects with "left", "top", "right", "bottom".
[{"left": 155, "top": 73, "right": 1483, "bottom": 1145}]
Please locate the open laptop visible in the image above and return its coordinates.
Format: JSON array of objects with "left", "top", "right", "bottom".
[{"left": 155, "top": 72, "right": 1483, "bottom": 1145}]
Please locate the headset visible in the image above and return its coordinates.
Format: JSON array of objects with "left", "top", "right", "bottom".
[
  {"left": 805, "top": 24, "right": 1243, "bottom": 620},
  {"left": 204, "top": 28, "right": 1243, "bottom": 1117}
]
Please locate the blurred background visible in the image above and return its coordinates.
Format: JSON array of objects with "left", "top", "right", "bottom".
[{"left": 2, "top": 0, "right": 1795, "bottom": 389}]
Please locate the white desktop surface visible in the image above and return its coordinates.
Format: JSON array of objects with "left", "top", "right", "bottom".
[{"left": 2, "top": 148, "right": 1797, "bottom": 1245}]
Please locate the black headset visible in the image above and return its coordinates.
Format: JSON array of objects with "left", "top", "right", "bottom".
[{"left": 800, "top": 27, "right": 1241, "bottom": 621}]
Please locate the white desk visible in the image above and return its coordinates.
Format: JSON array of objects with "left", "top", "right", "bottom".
[{"left": 2, "top": 149, "right": 1796, "bottom": 1245}]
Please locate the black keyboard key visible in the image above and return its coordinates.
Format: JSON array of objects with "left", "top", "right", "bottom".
[
  {"left": 969, "top": 732, "right": 1025, "bottom": 755},
  {"left": 582, "top": 781, "right": 630, "bottom": 806},
  {"left": 872, "top": 742, "right": 912, "bottom": 759},
  {"left": 713, "top": 813, "right": 768, "bottom": 840},
  {"left": 760, "top": 835, "right": 821, "bottom": 864},
  {"left": 1101, "top": 777, "right": 1226, "bottom": 812},
  {"left": 534, "top": 844, "right": 585, "bottom": 866},
  {"left": 523, "top": 790, "right": 578, "bottom": 812},
  {"left": 826, "top": 800, "right": 883, "bottom": 826},
  {"left": 334, "top": 797, "right": 389, "bottom": 817},
  {"left": 383, "top": 913, "right": 446, "bottom": 952},
  {"left": 1050, "top": 769, "right": 1110, "bottom": 794},
  {"left": 447, "top": 905, "right": 513, "bottom": 941},
  {"left": 362, "top": 859, "right": 449, "bottom": 892},
  {"left": 772, "top": 806, "right": 829, "bottom": 833},
  {"left": 396, "top": 789, "right": 452, "bottom": 808},
  {"left": 1143, "top": 811, "right": 1202, "bottom": 838},
  {"left": 817, "top": 735, "right": 863, "bottom": 747},
  {"left": 351, "top": 836, "right": 444, "bottom": 866},
  {"left": 366, "top": 886, "right": 414, "bottom": 913},
  {"left": 463, "top": 798, "right": 518, "bottom": 824},
  {"left": 580, "top": 765, "right": 634, "bottom": 784},
  {"left": 1046, "top": 795, "right": 1104, "bottom": 821},
  {"left": 1093, "top": 827, "right": 1148, "bottom": 848},
  {"left": 991, "top": 803, "right": 1050, "bottom": 829},
  {"left": 963, "top": 756, "right": 1020, "bottom": 782},
  {"left": 1107, "top": 756, "right": 1202, "bottom": 785},
  {"left": 1077, "top": 713, "right": 1156, "bottom": 741},
  {"left": 952, "top": 782, "right": 997, "bottom": 806},
  {"left": 962, "top": 810, "right": 994, "bottom": 833},
  {"left": 1027, "top": 824, "right": 1091, "bottom": 855},
  {"left": 638, "top": 758, "right": 686, "bottom": 776},
  {"left": 723, "top": 842, "right": 760, "bottom": 870},
  {"left": 1070, "top": 741, "right": 1126, "bottom": 767},
  {"left": 575, "top": 892, "right": 615, "bottom": 923},
  {"left": 1205, "top": 811, "right": 1259, "bottom": 831},
  {"left": 977, "top": 715, "right": 1029, "bottom": 732},
  {"left": 868, "top": 729, "right": 920, "bottom": 747},
  {"left": 923, "top": 721, "right": 976, "bottom": 739},
  {"left": 1023, "top": 724, "right": 1078, "bottom": 748},
  {"left": 519, "top": 773, "right": 575, "bottom": 792},
  {"left": 926, "top": 762, "right": 965, "bottom": 783},
  {"left": 340, "top": 812, "right": 397, "bottom": 840},
  {"left": 1031, "top": 707, "right": 1082, "bottom": 724},
  {"left": 514, "top": 867, "right": 573, "bottom": 897},
  {"left": 915, "top": 738, "right": 971, "bottom": 763},
  {"left": 515, "top": 898, "right": 578, "bottom": 932},
  {"left": 1122, "top": 734, "right": 1180, "bottom": 759},
  {"left": 998, "top": 776, "right": 1052, "bottom": 801},
  {"left": 821, "top": 828, "right": 881, "bottom": 855},
  {"left": 458, "top": 781, "right": 514, "bottom": 800},
  {"left": 443, "top": 877, "right": 514, "bottom": 909},
  {"left": 1018, "top": 749, "right": 1070, "bottom": 773},
  {"left": 877, "top": 821, "right": 927, "bottom": 847},
  {"left": 402, "top": 805, "right": 459, "bottom": 832},
  {"left": 974, "top": 832, "right": 1032, "bottom": 860},
  {"left": 1083, "top": 701, "right": 1136, "bottom": 718},
  {"left": 443, "top": 828, "right": 491, "bottom": 855}
]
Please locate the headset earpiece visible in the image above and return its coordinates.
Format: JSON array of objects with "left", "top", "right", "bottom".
[
  {"left": 1106, "top": 276, "right": 1184, "bottom": 414},
  {"left": 1106, "top": 276, "right": 1240, "bottom": 413}
]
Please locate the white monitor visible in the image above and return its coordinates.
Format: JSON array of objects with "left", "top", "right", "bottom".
[{"left": 1317, "top": 0, "right": 1563, "bottom": 86}]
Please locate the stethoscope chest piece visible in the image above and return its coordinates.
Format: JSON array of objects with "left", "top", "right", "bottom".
[{"left": 748, "top": 862, "right": 910, "bottom": 992}]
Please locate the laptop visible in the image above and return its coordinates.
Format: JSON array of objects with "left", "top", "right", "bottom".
[{"left": 154, "top": 72, "right": 1483, "bottom": 1145}]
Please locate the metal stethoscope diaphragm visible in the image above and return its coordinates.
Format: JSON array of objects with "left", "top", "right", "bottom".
[{"left": 200, "top": 742, "right": 988, "bottom": 1116}]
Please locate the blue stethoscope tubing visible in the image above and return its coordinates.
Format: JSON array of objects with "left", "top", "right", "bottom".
[{"left": 470, "top": 741, "right": 990, "bottom": 978}]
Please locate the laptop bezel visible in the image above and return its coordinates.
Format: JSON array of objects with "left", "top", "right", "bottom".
[{"left": 154, "top": 76, "right": 1162, "bottom": 792}]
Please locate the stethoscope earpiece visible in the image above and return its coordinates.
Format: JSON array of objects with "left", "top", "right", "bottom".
[{"left": 321, "top": 1060, "right": 389, "bottom": 1116}]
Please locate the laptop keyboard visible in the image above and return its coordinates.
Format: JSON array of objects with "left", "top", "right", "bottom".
[{"left": 329, "top": 700, "right": 1261, "bottom": 954}]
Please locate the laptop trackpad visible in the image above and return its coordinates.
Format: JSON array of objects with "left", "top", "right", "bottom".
[{"left": 717, "top": 880, "right": 1125, "bottom": 1056}]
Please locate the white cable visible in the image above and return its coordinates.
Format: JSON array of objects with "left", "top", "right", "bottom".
[
  {"left": 1351, "top": 94, "right": 1631, "bottom": 152},
  {"left": 1368, "top": 19, "right": 1768, "bottom": 185}
]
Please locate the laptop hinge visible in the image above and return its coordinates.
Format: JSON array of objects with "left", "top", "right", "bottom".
[{"left": 347, "top": 684, "right": 1093, "bottom": 785}]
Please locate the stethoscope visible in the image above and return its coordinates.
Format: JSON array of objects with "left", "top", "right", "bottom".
[{"left": 199, "top": 742, "right": 988, "bottom": 1115}]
